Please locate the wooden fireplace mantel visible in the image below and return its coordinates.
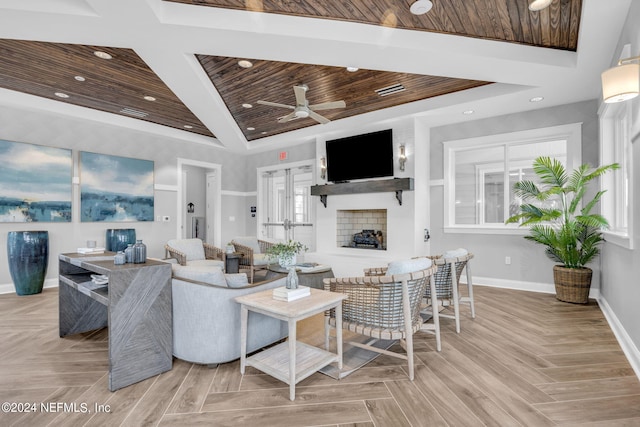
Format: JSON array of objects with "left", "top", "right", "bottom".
[{"left": 310, "top": 178, "right": 414, "bottom": 207}]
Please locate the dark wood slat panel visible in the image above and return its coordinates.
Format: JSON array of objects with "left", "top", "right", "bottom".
[
  {"left": 169, "top": 0, "right": 581, "bottom": 50},
  {"left": 197, "top": 55, "right": 490, "bottom": 141},
  {"left": 0, "top": 39, "right": 214, "bottom": 138}
]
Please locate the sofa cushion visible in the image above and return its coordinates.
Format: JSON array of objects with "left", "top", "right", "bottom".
[
  {"left": 443, "top": 248, "right": 468, "bottom": 259},
  {"left": 187, "top": 259, "right": 225, "bottom": 270},
  {"left": 172, "top": 265, "right": 227, "bottom": 287},
  {"left": 167, "top": 238, "right": 205, "bottom": 261},
  {"left": 225, "top": 273, "right": 249, "bottom": 288},
  {"left": 252, "top": 253, "right": 271, "bottom": 266},
  {"left": 232, "top": 236, "right": 262, "bottom": 254},
  {"left": 386, "top": 257, "right": 433, "bottom": 276}
]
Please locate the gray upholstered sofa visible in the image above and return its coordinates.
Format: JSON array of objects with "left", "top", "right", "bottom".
[{"left": 171, "top": 266, "right": 288, "bottom": 365}]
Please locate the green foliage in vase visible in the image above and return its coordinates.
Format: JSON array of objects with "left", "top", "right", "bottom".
[
  {"left": 266, "top": 240, "right": 308, "bottom": 263},
  {"left": 505, "top": 156, "right": 619, "bottom": 269}
]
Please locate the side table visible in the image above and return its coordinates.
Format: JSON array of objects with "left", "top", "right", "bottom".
[
  {"left": 235, "top": 288, "right": 347, "bottom": 401},
  {"left": 224, "top": 252, "right": 243, "bottom": 274}
]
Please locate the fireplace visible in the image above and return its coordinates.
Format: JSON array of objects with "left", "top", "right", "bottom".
[{"left": 337, "top": 209, "right": 387, "bottom": 250}]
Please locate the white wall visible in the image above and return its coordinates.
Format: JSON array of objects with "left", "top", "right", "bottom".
[
  {"left": 599, "top": 0, "right": 640, "bottom": 376},
  {"left": 0, "top": 104, "right": 244, "bottom": 292},
  {"left": 428, "top": 100, "right": 600, "bottom": 292}
]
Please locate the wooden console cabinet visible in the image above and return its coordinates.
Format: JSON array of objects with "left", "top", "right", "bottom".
[{"left": 58, "top": 253, "right": 172, "bottom": 391}]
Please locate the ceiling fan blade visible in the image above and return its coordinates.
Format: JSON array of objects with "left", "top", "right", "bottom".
[
  {"left": 309, "top": 110, "right": 330, "bottom": 124},
  {"left": 293, "top": 85, "right": 307, "bottom": 106},
  {"left": 309, "top": 100, "right": 346, "bottom": 110},
  {"left": 257, "top": 100, "right": 295, "bottom": 109},
  {"left": 277, "top": 112, "right": 298, "bottom": 123}
]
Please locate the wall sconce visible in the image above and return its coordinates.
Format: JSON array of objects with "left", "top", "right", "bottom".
[
  {"left": 187, "top": 202, "right": 195, "bottom": 213},
  {"left": 601, "top": 55, "right": 640, "bottom": 104},
  {"left": 398, "top": 145, "right": 406, "bottom": 171},
  {"left": 320, "top": 157, "right": 327, "bottom": 180}
]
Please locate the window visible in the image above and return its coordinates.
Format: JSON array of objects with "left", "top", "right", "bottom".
[
  {"left": 443, "top": 124, "right": 581, "bottom": 233},
  {"left": 599, "top": 101, "right": 633, "bottom": 249}
]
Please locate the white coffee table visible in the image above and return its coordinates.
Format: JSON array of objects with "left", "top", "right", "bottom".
[{"left": 235, "top": 287, "right": 347, "bottom": 401}]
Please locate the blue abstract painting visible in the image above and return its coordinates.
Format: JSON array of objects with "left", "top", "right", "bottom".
[
  {"left": 0, "top": 140, "right": 72, "bottom": 222},
  {"left": 80, "top": 152, "right": 154, "bottom": 222}
]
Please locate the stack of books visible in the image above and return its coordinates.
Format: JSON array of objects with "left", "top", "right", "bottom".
[
  {"left": 272, "top": 285, "right": 310, "bottom": 302},
  {"left": 77, "top": 247, "right": 106, "bottom": 254}
]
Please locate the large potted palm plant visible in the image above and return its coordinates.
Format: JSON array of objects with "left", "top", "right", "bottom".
[{"left": 506, "top": 156, "right": 619, "bottom": 303}]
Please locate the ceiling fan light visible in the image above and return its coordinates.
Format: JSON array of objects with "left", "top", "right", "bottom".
[
  {"left": 410, "top": 0, "right": 433, "bottom": 15},
  {"left": 528, "top": 0, "right": 553, "bottom": 11},
  {"left": 294, "top": 109, "right": 309, "bottom": 118},
  {"left": 602, "top": 63, "right": 640, "bottom": 103}
]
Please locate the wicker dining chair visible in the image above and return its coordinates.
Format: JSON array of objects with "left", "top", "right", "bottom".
[
  {"left": 323, "top": 261, "right": 439, "bottom": 380},
  {"left": 231, "top": 237, "right": 277, "bottom": 283},
  {"left": 164, "top": 238, "right": 225, "bottom": 268},
  {"left": 423, "top": 252, "right": 475, "bottom": 333}
]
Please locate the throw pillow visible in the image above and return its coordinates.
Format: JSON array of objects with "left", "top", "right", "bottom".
[
  {"left": 225, "top": 273, "right": 249, "bottom": 288},
  {"left": 386, "top": 257, "right": 432, "bottom": 276},
  {"left": 442, "top": 248, "right": 468, "bottom": 259}
]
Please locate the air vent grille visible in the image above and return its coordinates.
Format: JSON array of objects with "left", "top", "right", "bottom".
[
  {"left": 375, "top": 84, "right": 406, "bottom": 96},
  {"left": 120, "top": 107, "right": 149, "bottom": 118}
]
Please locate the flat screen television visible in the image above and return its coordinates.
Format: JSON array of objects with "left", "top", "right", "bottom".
[{"left": 325, "top": 129, "right": 394, "bottom": 182}]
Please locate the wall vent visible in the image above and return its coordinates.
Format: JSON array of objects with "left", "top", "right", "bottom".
[
  {"left": 120, "top": 107, "right": 149, "bottom": 118},
  {"left": 375, "top": 84, "right": 406, "bottom": 96}
]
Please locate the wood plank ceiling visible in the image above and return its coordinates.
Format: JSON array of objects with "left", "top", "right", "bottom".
[
  {"left": 0, "top": 0, "right": 582, "bottom": 144},
  {"left": 0, "top": 40, "right": 214, "bottom": 138}
]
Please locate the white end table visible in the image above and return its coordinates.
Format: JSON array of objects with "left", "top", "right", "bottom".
[{"left": 235, "top": 287, "right": 347, "bottom": 401}]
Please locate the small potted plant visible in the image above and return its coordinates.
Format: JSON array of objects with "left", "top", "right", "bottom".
[
  {"left": 266, "top": 240, "right": 308, "bottom": 268},
  {"left": 506, "top": 156, "right": 619, "bottom": 303}
]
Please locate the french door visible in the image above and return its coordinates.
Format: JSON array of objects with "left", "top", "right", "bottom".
[{"left": 259, "top": 162, "right": 314, "bottom": 251}]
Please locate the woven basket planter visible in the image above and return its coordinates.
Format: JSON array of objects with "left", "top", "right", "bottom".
[{"left": 553, "top": 265, "right": 592, "bottom": 304}]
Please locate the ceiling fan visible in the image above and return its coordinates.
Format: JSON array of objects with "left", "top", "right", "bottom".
[{"left": 257, "top": 84, "right": 346, "bottom": 124}]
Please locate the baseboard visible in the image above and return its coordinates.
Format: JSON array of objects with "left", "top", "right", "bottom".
[
  {"left": 0, "top": 278, "right": 58, "bottom": 295},
  {"left": 463, "top": 276, "right": 600, "bottom": 300},
  {"left": 597, "top": 296, "right": 640, "bottom": 381}
]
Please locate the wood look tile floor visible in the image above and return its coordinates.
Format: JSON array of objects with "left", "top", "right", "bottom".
[{"left": 1, "top": 286, "right": 639, "bottom": 426}]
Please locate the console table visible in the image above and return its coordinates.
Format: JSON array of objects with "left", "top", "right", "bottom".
[{"left": 58, "top": 253, "right": 172, "bottom": 391}]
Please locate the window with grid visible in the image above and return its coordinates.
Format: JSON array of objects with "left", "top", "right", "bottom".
[{"left": 443, "top": 124, "right": 582, "bottom": 233}]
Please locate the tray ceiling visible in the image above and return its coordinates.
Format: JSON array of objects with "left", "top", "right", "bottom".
[{"left": 0, "top": 0, "right": 623, "bottom": 153}]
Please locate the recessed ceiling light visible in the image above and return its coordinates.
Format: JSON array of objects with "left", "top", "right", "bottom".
[
  {"left": 247, "top": 127, "right": 255, "bottom": 131},
  {"left": 238, "top": 60, "right": 253, "bottom": 68},
  {"left": 54, "top": 92, "right": 69, "bottom": 98},
  {"left": 346, "top": 66, "right": 359, "bottom": 72},
  {"left": 530, "top": 96, "right": 544, "bottom": 102},
  {"left": 183, "top": 125, "right": 193, "bottom": 129},
  {"left": 528, "top": 0, "right": 553, "bottom": 12},
  {"left": 93, "top": 51, "right": 112, "bottom": 60},
  {"left": 463, "top": 110, "right": 474, "bottom": 115},
  {"left": 410, "top": 0, "right": 433, "bottom": 15},
  {"left": 74, "top": 75, "right": 86, "bottom": 82},
  {"left": 143, "top": 96, "right": 156, "bottom": 101},
  {"left": 261, "top": 131, "right": 267, "bottom": 135},
  {"left": 242, "top": 103, "right": 253, "bottom": 108}
]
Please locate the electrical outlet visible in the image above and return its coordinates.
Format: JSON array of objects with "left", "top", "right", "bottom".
[
  {"left": 505, "top": 256, "right": 511, "bottom": 265},
  {"left": 162, "top": 216, "right": 170, "bottom": 222}
]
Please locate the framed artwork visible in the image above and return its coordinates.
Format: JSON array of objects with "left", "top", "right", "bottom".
[
  {"left": 80, "top": 152, "right": 154, "bottom": 222},
  {"left": 0, "top": 139, "right": 72, "bottom": 222}
]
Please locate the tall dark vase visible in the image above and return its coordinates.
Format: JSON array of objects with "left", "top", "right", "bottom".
[
  {"left": 7, "top": 230, "right": 49, "bottom": 296},
  {"left": 105, "top": 228, "right": 136, "bottom": 252}
]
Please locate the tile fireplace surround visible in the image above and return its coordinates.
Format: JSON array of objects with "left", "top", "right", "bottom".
[{"left": 336, "top": 209, "right": 387, "bottom": 249}]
